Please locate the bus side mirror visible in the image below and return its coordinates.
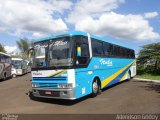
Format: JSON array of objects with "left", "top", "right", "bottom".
[
  {"left": 28, "top": 48, "right": 34, "bottom": 58},
  {"left": 76, "top": 47, "right": 82, "bottom": 57}
]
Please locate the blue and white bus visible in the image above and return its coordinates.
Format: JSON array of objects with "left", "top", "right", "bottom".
[{"left": 30, "top": 31, "right": 136, "bottom": 100}]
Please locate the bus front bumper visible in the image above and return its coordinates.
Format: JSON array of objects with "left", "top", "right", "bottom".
[{"left": 32, "top": 88, "right": 76, "bottom": 100}]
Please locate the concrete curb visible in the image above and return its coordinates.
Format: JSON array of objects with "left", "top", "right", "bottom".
[{"left": 134, "top": 78, "right": 160, "bottom": 83}]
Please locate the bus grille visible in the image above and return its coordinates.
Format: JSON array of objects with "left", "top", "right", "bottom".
[
  {"left": 38, "top": 83, "right": 58, "bottom": 88},
  {"left": 33, "top": 77, "right": 67, "bottom": 81}
]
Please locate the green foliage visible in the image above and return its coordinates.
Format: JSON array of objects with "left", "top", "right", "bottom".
[
  {"left": 137, "top": 65, "right": 160, "bottom": 75},
  {"left": 137, "top": 42, "right": 160, "bottom": 75},
  {"left": 136, "top": 66, "right": 145, "bottom": 75},
  {"left": 0, "top": 44, "right": 6, "bottom": 53},
  {"left": 16, "top": 38, "right": 31, "bottom": 59}
]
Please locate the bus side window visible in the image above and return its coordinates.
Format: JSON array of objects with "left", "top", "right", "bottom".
[
  {"left": 75, "top": 36, "right": 90, "bottom": 66},
  {"left": 1, "top": 55, "right": 5, "bottom": 62},
  {"left": 103, "top": 42, "right": 108, "bottom": 56},
  {"left": 92, "top": 39, "right": 104, "bottom": 57}
]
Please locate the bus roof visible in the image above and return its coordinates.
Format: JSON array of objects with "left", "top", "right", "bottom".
[
  {"left": 11, "top": 58, "right": 23, "bottom": 61},
  {"left": 0, "top": 52, "right": 11, "bottom": 57},
  {"left": 35, "top": 31, "right": 87, "bottom": 43},
  {"left": 34, "top": 31, "right": 133, "bottom": 50}
]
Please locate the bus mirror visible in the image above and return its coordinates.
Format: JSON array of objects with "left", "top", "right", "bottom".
[
  {"left": 28, "top": 52, "right": 32, "bottom": 58},
  {"left": 77, "top": 47, "right": 82, "bottom": 57},
  {"left": 28, "top": 48, "right": 34, "bottom": 58}
]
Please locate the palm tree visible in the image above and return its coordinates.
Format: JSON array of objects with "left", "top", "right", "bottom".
[
  {"left": 0, "top": 44, "right": 6, "bottom": 53},
  {"left": 16, "top": 38, "right": 31, "bottom": 59}
]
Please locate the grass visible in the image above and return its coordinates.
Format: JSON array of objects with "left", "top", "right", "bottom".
[{"left": 136, "top": 73, "right": 160, "bottom": 80}]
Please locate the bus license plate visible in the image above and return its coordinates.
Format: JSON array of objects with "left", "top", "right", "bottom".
[{"left": 45, "top": 91, "right": 51, "bottom": 95}]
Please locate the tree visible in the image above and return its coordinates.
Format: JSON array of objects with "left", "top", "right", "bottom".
[
  {"left": 137, "top": 42, "right": 160, "bottom": 71},
  {"left": 16, "top": 38, "right": 31, "bottom": 59},
  {"left": 0, "top": 44, "right": 6, "bottom": 53}
]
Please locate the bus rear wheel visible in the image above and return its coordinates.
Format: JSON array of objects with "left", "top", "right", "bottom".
[
  {"left": 3, "top": 73, "right": 7, "bottom": 81},
  {"left": 127, "top": 71, "right": 131, "bottom": 80},
  {"left": 91, "top": 79, "right": 101, "bottom": 97}
]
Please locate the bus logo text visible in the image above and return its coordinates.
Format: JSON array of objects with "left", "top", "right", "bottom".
[
  {"left": 32, "top": 72, "right": 42, "bottom": 76},
  {"left": 100, "top": 59, "right": 113, "bottom": 66}
]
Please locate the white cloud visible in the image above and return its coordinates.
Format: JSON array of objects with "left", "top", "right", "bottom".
[
  {"left": 32, "top": 32, "right": 47, "bottom": 38},
  {"left": 4, "top": 46, "right": 17, "bottom": 54},
  {"left": 144, "top": 12, "right": 159, "bottom": 19},
  {"left": 66, "top": 0, "right": 160, "bottom": 41},
  {"left": 67, "top": 0, "right": 125, "bottom": 23},
  {"left": 48, "top": 0, "right": 73, "bottom": 13},
  {"left": 75, "top": 12, "right": 160, "bottom": 40},
  {"left": 0, "top": 0, "right": 72, "bottom": 35},
  {"left": 0, "top": 0, "right": 159, "bottom": 41}
]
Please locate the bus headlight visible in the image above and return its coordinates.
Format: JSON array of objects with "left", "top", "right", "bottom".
[
  {"left": 32, "top": 83, "right": 39, "bottom": 88},
  {"left": 57, "top": 83, "right": 72, "bottom": 88}
]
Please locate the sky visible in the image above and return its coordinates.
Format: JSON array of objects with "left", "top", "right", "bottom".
[{"left": 0, "top": 0, "right": 160, "bottom": 54}]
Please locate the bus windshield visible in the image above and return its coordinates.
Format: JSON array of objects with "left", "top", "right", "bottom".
[
  {"left": 49, "top": 37, "right": 73, "bottom": 67},
  {"left": 34, "top": 42, "right": 48, "bottom": 67},
  {"left": 12, "top": 60, "right": 22, "bottom": 69},
  {"left": 33, "top": 37, "right": 73, "bottom": 68}
]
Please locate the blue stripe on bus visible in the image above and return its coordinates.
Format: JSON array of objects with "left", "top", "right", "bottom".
[
  {"left": 106, "top": 65, "right": 131, "bottom": 87},
  {"left": 33, "top": 77, "right": 67, "bottom": 81}
]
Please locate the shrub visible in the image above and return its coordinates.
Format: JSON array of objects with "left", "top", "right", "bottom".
[
  {"left": 137, "top": 66, "right": 145, "bottom": 75},
  {"left": 137, "top": 65, "right": 160, "bottom": 75}
]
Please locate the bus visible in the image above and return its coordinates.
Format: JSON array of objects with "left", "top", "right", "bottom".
[
  {"left": 0, "top": 52, "right": 12, "bottom": 80},
  {"left": 29, "top": 31, "right": 136, "bottom": 100},
  {"left": 11, "top": 58, "right": 28, "bottom": 77}
]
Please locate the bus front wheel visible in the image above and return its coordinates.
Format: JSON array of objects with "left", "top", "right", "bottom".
[{"left": 91, "top": 79, "right": 101, "bottom": 97}]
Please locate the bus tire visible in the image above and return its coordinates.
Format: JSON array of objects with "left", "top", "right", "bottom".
[
  {"left": 3, "top": 73, "right": 7, "bottom": 81},
  {"left": 127, "top": 70, "right": 131, "bottom": 80},
  {"left": 91, "top": 78, "right": 101, "bottom": 97}
]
